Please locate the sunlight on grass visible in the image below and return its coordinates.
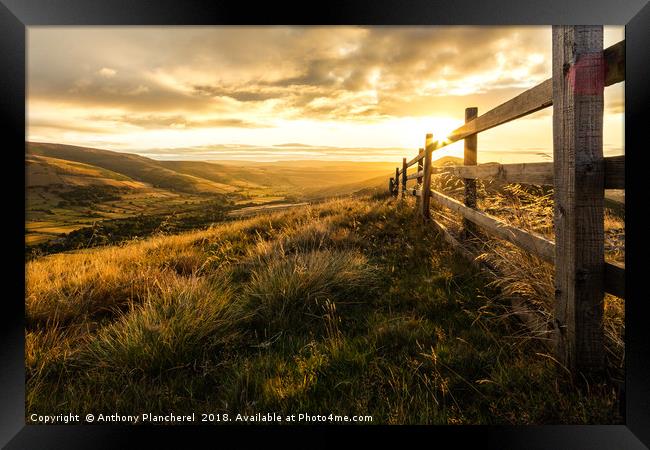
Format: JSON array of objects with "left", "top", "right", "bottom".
[{"left": 25, "top": 195, "right": 624, "bottom": 424}]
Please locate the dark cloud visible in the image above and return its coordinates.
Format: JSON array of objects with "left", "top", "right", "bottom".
[
  {"left": 27, "top": 118, "right": 119, "bottom": 134},
  {"left": 266, "top": 60, "right": 334, "bottom": 88}
]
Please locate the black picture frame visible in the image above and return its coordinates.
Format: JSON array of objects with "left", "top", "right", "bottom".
[{"left": 2, "top": 0, "right": 648, "bottom": 448}]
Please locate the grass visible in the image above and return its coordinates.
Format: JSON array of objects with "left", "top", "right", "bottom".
[
  {"left": 78, "top": 275, "right": 243, "bottom": 375},
  {"left": 243, "top": 249, "right": 379, "bottom": 335},
  {"left": 426, "top": 174, "right": 625, "bottom": 381},
  {"left": 25, "top": 195, "right": 624, "bottom": 424}
]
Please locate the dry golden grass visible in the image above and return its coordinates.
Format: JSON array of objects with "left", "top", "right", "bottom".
[
  {"left": 26, "top": 214, "right": 263, "bottom": 326},
  {"left": 427, "top": 175, "right": 625, "bottom": 377},
  {"left": 25, "top": 201, "right": 361, "bottom": 327},
  {"left": 25, "top": 194, "right": 625, "bottom": 424}
]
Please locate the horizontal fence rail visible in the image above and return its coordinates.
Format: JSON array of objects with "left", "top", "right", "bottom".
[
  {"left": 413, "top": 184, "right": 624, "bottom": 298},
  {"left": 428, "top": 154, "right": 624, "bottom": 188},
  {"left": 605, "top": 261, "right": 625, "bottom": 299},
  {"left": 448, "top": 79, "right": 553, "bottom": 143},
  {"left": 400, "top": 40, "right": 626, "bottom": 159},
  {"left": 429, "top": 189, "right": 556, "bottom": 262},
  {"left": 388, "top": 31, "right": 625, "bottom": 376}
]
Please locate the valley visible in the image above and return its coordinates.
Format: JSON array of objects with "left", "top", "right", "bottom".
[{"left": 25, "top": 142, "right": 398, "bottom": 255}]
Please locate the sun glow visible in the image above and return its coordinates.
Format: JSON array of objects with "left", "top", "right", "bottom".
[{"left": 391, "top": 116, "right": 462, "bottom": 150}]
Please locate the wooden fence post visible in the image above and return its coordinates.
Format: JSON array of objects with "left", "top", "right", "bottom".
[
  {"left": 420, "top": 134, "right": 433, "bottom": 220},
  {"left": 552, "top": 25, "right": 605, "bottom": 374},
  {"left": 389, "top": 177, "right": 394, "bottom": 195},
  {"left": 401, "top": 157, "right": 407, "bottom": 199},
  {"left": 463, "top": 107, "right": 478, "bottom": 238},
  {"left": 416, "top": 147, "right": 424, "bottom": 206},
  {"left": 394, "top": 167, "right": 400, "bottom": 197}
]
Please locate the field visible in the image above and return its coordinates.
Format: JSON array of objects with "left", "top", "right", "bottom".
[
  {"left": 24, "top": 142, "right": 625, "bottom": 424},
  {"left": 26, "top": 193, "right": 624, "bottom": 424},
  {"left": 25, "top": 143, "right": 396, "bottom": 256}
]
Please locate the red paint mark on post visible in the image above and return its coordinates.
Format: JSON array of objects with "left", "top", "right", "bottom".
[{"left": 567, "top": 52, "right": 605, "bottom": 95}]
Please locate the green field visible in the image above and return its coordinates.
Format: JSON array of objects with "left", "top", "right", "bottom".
[{"left": 26, "top": 142, "right": 401, "bottom": 255}]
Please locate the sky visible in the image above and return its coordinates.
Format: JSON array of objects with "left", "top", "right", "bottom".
[{"left": 27, "top": 26, "right": 625, "bottom": 163}]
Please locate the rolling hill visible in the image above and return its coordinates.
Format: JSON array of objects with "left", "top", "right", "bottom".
[
  {"left": 27, "top": 142, "right": 404, "bottom": 197},
  {"left": 26, "top": 154, "right": 147, "bottom": 189},
  {"left": 27, "top": 142, "right": 235, "bottom": 194},
  {"left": 25, "top": 142, "right": 415, "bottom": 249}
]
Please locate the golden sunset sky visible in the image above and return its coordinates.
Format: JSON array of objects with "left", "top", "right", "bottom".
[{"left": 27, "top": 26, "right": 624, "bottom": 163}]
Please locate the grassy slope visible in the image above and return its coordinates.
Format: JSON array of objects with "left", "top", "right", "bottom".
[
  {"left": 306, "top": 174, "right": 388, "bottom": 199},
  {"left": 158, "top": 161, "right": 264, "bottom": 190},
  {"left": 27, "top": 142, "right": 234, "bottom": 194},
  {"left": 26, "top": 195, "right": 621, "bottom": 424},
  {"left": 26, "top": 154, "right": 147, "bottom": 189},
  {"left": 25, "top": 143, "right": 239, "bottom": 248},
  {"left": 195, "top": 160, "right": 399, "bottom": 198}
]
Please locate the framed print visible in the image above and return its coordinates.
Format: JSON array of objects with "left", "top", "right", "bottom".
[{"left": 1, "top": 0, "right": 649, "bottom": 448}]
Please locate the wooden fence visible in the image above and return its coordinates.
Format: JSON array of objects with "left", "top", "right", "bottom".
[{"left": 388, "top": 26, "right": 625, "bottom": 375}]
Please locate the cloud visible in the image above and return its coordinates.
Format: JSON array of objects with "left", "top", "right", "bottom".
[
  {"left": 192, "top": 85, "right": 282, "bottom": 102},
  {"left": 97, "top": 67, "right": 117, "bottom": 78},
  {"left": 26, "top": 25, "right": 624, "bottom": 158},
  {"left": 28, "top": 26, "right": 554, "bottom": 125},
  {"left": 86, "top": 113, "right": 272, "bottom": 129},
  {"left": 273, "top": 143, "right": 323, "bottom": 148},
  {"left": 132, "top": 143, "right": 411, "bottom": 161}
]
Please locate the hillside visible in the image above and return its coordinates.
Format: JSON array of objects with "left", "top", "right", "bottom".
[
  {"left": 28, "top": 142, "right": 400, "bottom": 197},
  {"left": 26, "top": 147, "right": 227, "bottom": 248},
  {"left": 432, "top": 155, "right": 463, "bottom": 166},
  {"left": 25, "top": 142, "right": 406, "bottom": 249},
  {"left": 26, "top": 195, "right": 622, "bottom": 424},
  {"left": 28, "top": 142, "right": 234, "bottom": 195},
  {"left": 157, "top": 161, "right": 264, "bottom": 190},
  {"left": 26, "top": 154, "right": 147, "bottom": 189},
  {"left": 199, "top": 160, "right": 398, "bottom": 194},
  {"left": 304, "top": 173, "right": 388, "bottom": 198}
]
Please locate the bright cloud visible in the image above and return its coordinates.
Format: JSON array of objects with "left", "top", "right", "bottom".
[
  {"left": 27, "top": 26, "right": 625, "bottom": 162},
  {"left": 97, "top": 67, "right": 117, "bottom": 78}
]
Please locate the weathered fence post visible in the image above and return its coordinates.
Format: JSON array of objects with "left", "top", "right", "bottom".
[
  {"left": 552, "top": 25, "right": 605, "bottom": 374},
  {"left": 463, "top": 107, "right": 478, "bottom": 238},
  {"left": 420, "top": 134, "right": 433, "bottom": 220},
  {"left": 394, "top": 167, "right": 400, "bottom": 197},
  {"left": 401, "top": 157, "right": 407, "bottom": 199},
  {"left": 389, "top": 177, "right": 394, "bottom": 196},
  {"left": 415, "top": 147, "right": 424, "bottom": 206}
]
